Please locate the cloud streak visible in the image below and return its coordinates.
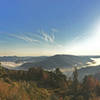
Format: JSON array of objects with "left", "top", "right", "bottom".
[
  {"left": 10, "top": 34, "right": 40, "bottom": 43},
  {"left": 39, "top": 29, "right": 55, "bottom": 43},
  {"left": 37, "top": 29, "right": 64, "bottom": 49},
  {"left": 8, "top": 29, "right": 64, "bottom": 54}
]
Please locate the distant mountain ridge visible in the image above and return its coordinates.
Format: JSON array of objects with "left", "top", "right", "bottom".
[
  {"left": 0, "top": 56, "right": 47, "bottom": 63},
  {"left": 1, "top": 55, "right": 100, "bottom": 81},
  {"left": 20, "top": 54, "right": 94, "bottom": 69}
]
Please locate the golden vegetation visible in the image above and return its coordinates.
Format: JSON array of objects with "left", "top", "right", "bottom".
[{"left": 0, "top": 64, "right": 100, "bottom": 100}]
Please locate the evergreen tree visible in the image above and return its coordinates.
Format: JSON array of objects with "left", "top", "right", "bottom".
[
  {"left": 72, "top": 67, "right": 79, "bottom": 99},
  {"left": 0, "top": 62, "right": 2, "bottom": 70}
]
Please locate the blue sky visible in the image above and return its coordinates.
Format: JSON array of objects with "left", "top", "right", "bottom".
[{"left": 0, "top": 0, "right": 100, "bottom": 56}]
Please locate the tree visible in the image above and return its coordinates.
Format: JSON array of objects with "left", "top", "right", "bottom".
[
  {"left": 72, "top": 67, "right": 79, "bottom": 92},
  {"left": 73, "top": 67, "right": 78, "bottom": 85},
  {"left": 55, "top": 68, "right": 67, "bottom": 88},
  {"left": 76, "top": 96, "right": 84, "bottom": 100},
  {"left": 0, "top": 62, "right": 2, "bottom": 70},
  {"left": 64, "top": 96, "right": 71, "bottom": 100},
  {"left": 71, "top": 67, "right": 80, "bottom": 100},
  {"left": 55, "top": 68, "right": 62, "bottom": 75},
  {"left": 82, "top": 75, "right": 93, "bottom": 100}
]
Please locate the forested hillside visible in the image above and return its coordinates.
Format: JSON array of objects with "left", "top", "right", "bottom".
[{"left": 0, "top": 63, "right": 100, "bottom": 100}]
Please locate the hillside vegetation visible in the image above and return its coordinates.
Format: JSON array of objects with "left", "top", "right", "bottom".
[{"left": 0, "top": 63, "right": 100, "bottom": 100}]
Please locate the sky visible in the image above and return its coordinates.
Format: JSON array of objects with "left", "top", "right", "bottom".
[{"left": 0, "top": 0, "right": 100, "bottom": 56}]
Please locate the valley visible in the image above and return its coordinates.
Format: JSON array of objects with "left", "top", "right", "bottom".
[{"left": 1, "top": 55, "right": 100, "bottom": 80}]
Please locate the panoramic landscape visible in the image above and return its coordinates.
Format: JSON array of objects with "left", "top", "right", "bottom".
[{"left": 1, "top": 0, "right": 100, "bottom": 100}]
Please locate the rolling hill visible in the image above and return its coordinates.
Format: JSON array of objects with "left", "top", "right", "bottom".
[{"left": 19, "top": 54, "right": 93, "bottom": 70}]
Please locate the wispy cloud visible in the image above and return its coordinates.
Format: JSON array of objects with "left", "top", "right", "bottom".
[
  {"left": 39, "top": 29, "right": 55, "bottom": 43},
  {"left": 9, "top": 29, "right": 63, "bottom": 50},
  {"left": 10, "top": 34, "right": 40, "bottom": 43},
  {"left": 38, "top": 29, "right": 63, "bottom": 49}
]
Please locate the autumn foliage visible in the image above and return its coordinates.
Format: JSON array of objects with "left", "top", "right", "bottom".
[{"left": 0, "top": 64, "right": 100, "bottom": 100}]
